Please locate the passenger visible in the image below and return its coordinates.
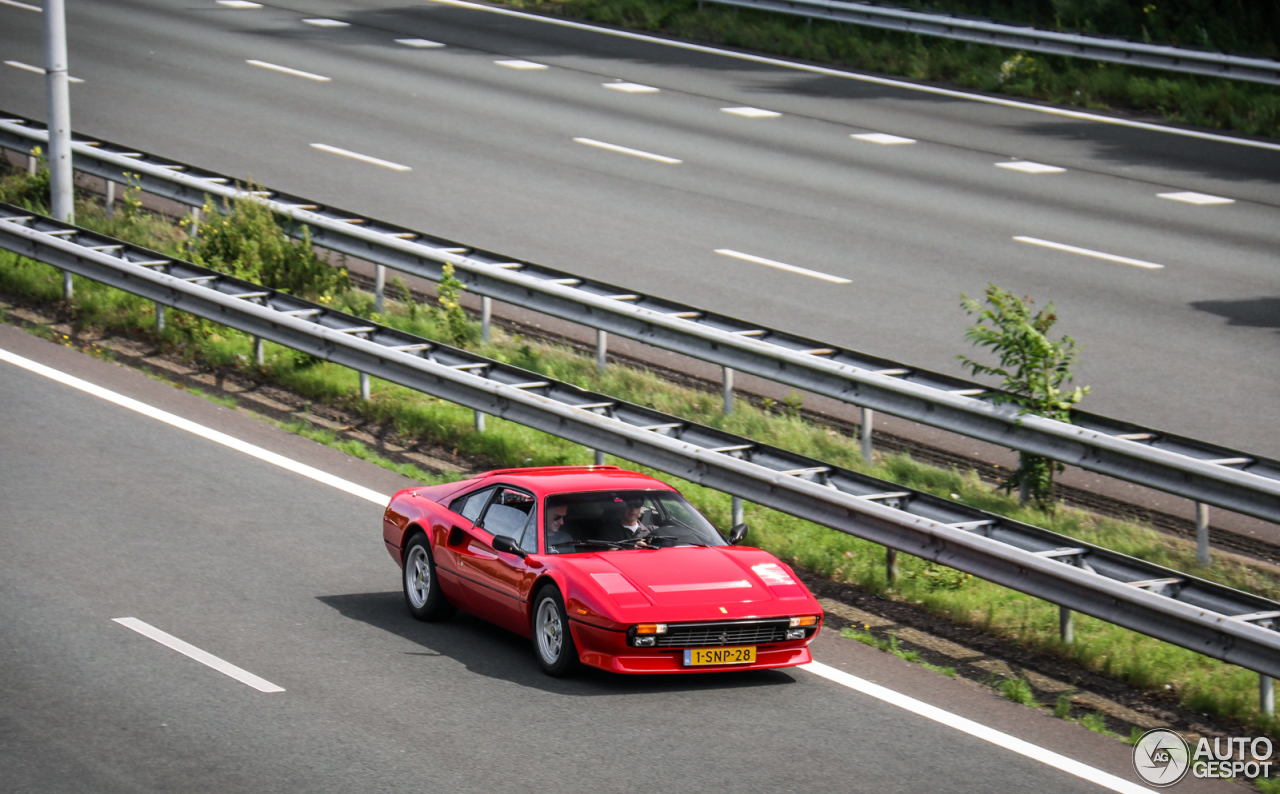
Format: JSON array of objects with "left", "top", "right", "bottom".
[{"left": 545, "top": 501, "right": 573, "bottom": 551}]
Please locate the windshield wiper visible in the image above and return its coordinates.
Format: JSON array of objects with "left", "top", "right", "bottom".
[
  {"left": 551, "top": 540, "right": 623, "bottom": 550},
  {"left": 616, "top": 535, "right": 679, "bottom": 547}
]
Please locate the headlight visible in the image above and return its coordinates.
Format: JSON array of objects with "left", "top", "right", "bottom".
[
  {"left": 789, "top": 616, "right": 818, "bottom": 628},
  {"left": 786, "top": 628, "right": 807, "bottom": 640}
]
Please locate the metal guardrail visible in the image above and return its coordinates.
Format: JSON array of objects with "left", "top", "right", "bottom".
[
  {"left": 701, "top": 0, "right": 1280, "bottom": 86},
  {"left": 2, "top": 202, "right": 1278, "bottom": 680},
  {"left": 2, "top": 116, "right": 1279, "bottom": 527}
]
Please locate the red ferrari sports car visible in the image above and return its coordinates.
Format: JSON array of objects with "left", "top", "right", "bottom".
[{"left": 382, "top": 465, "right": 824, "bottom": 676}]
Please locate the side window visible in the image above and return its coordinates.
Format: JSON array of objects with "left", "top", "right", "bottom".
[
  {"left": 478, "top": 488, "right": 535, "bottom": 539},
  {"left": 451, "top": 487, "right": 496, "bottom": 524},
  {"left": 515, "top": 509, "right": 538, "bottom": 553}
]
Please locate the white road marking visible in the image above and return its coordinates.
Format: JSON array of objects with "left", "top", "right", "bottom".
[
  {"left": 309, "top": 143, "right": 411, "bottom": 171},
  {"left": 996, "top": 160, "right": 1065, "bottom": 174},
  {"left": 604, "top": 81, "right": 659, "bottom": 93},
  {"left": 246, "top": 60, "right": 331, "bottom": 82},
  {"left": 801, "top": 662, "right": 1151, "bottom": 794},
  {"left": 852, "top": 132, "right": 916, "bottom": 145},
  {"left": 1014, "top": 236, "right": 1165, "bottom": 270},
  {"left": 2, "top": 345, "right": 1153, "bottom": 791},
  {"left": 302, "top": 17, "right": 348, "bottom": 27},
  {"left": 396, "top": 38, "right": 445, "bottom": 48},
  {"left": 216, "top": 0, "right": 262, "bottom": 8},
  {"left": 113, "top": 618, "right": 285, "bottom": 693},
  {"left": 5, "top": 60, "right": 85, "bottom": 82},
  {"left": 1, "top": 0, "right": 42, "bottom": 10},
  {"left": 715, "top": 249, "right": 851, "bottom": 284},
  {"left": 495, "top": 59, "right": 547, "bottom": 70},
  {"left": 574, "top": 137, "right": 681, "bottom": 164},
  {"left": 721, "top": 106, "right": 781, "bottom": 118},
  {"left": 423, "top": 0, "right": 1280, "bottom": 153},
  {"left": 1157, "top": 191, "right": 1235, "bottom": 206},
  {"left": 0, "top": 348, "right": 390, "bottom": 505}
]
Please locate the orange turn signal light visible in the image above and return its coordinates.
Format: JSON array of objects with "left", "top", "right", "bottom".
[
  {"left": 790, "top": 615, "right": 819, "bottom": 628},
  {"left": 635, "top": 624, "right": 668, "bottom": 634}
]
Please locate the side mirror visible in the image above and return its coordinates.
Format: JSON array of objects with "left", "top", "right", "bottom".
[
  {"left": 728, "top": 523, "right": 749, "bottom": 545},
  {"left": 491, "top": 535, "right": 528, "bottom": 558}
]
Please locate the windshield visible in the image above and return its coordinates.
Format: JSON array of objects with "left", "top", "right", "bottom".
[{"left": 544, "top": 490, "right": 727, "bottom": 554}]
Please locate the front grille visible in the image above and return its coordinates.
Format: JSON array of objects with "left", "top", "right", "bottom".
[{"left": 655, "top": 620, "right": 790, "bottom": 648}]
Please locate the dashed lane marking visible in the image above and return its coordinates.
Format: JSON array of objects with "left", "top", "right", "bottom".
[
  {"left": 852, "top": 133, "right": 916, "bottom": 145},
  {"left": 715, "top": 249, "right": 851, "bottom": 284},
  {"left": 396, "top": 38, "right": 445, "bottom": 48},
  {"left": 1157, "top": 191, "right": 1235, "bottom": 205},
  {"left": 721, "top": 107, "right": 781, "bottom": 118},
  {"left": 246, "top": 60, "right": 331, "bottom": 82},
  {"left": 996, "top": 160, "right": 1065, "bottom": 174},
  {"left": 0, "top": 0, "right": 42, "bottom": 10},
  {"left": 1014, "top": 236, "right": 1165, "bottom": 270},
  {"left": 495, "top": 59, "right": 547, "bottom": 70},
  {"left": 113, "top": 618, "right": 285, "bottom": 693},
  {"left": 574, "top": 137, "right": 681, "bottom": 164},
  {"left": 216, "top": 1, "right": 262, "bottom": 8},
  {"left": 302, "top": 18, "right": 348, "bottom": 27},
  {"left": 5, "top": 60, "right": 85, "bottom": 82},
  {"left": 604, "top": 82, "right": 659, "bottom": 93},
  {"left": 309, "top": 143, "right": 411, "bottom": 171}
]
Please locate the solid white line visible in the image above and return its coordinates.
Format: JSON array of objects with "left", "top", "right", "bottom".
[
  {"left": 800, "top": 662, "right": 1151, "bottom": 794},
  {"left": 1, "top": 345, "right": 1149, "bottom": 791},
  {"left": 0, "top": 0, "right": 42, "bottom": 10},
  {"left": 113, "top": 618, "right": 285, "bottom": 693},
  {"left": 573, "top": 137, "right": 681, "bottom": 164},
  {"left": 422, "top": 0, "right": 1280, "bottom": 154},
  {"left": 715, "top": 249, "right": 851, "bottom": 284},
  {"left": 4, "top": 60, "right": 84, "bottom": 82},
  {"left": 0, "top": 348, "right": 390, "bottom": 505},
  {"left": 309, "top": 143, "right": 411, "bottom": 171},
  {"left": 1157, "top": 191, "right": 1235, "bottom": 205},
  {"left": 246, "top": 60, "right": 331, "bottom": 82},
  {"left": 1014, "top": 236, "right": 1165, "bottom": 270},
  {"left": 852, "top": 132, "right": 916, "bottom": 145}
]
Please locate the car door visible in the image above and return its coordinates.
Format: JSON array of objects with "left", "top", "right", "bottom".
[
  {"left": 463, "top": 487, "right": 540, "bottom": 634},
  {"left": 435, "top": 485, "right": 499, "bottom": 611}
]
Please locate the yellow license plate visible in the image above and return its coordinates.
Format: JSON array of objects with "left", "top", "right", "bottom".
[{"left": 684, "top": 646, "right": 757, "bottom": 666}]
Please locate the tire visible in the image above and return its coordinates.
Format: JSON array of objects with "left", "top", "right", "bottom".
[
  {"left": 402, "top": 534, "right": 456, "bottom": 622},
  {"left": 531, "top": 585, "right": 579, "bottom": 677}
]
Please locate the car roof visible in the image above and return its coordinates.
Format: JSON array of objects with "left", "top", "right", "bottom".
[{"left": 471, "top": 466, "right": 675, "bottom": 496}]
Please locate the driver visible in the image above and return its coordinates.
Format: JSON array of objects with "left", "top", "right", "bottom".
[{"left": 599, "top": 497, "right": 653, "bottom": 544}]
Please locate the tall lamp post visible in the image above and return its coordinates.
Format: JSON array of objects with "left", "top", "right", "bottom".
[{"left": 44, "top": 0, "right": 74, "bottom": 298}]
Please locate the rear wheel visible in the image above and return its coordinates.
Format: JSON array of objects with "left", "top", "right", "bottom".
[
  {"left": 403, "top": 534, "right": 455, "bottom": 622},
  {"left": 532, "top": 585, "right": 579, "bottom": 677}
]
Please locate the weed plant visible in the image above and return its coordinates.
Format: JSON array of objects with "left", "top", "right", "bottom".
[{"left": 0, "top": 166, "right": 1277, "bottom": 735}]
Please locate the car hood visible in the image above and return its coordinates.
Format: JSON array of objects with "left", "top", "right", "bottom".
[{"left": 567, "top": 547, "right": 812, "bottom": 609}]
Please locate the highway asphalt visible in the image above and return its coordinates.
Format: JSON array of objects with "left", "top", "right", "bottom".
[
  {"left": 0, "top": 0, "right": 1277, "bottom": 459},
  {"left": 0, "top": 325, "right": 1239, "bottom": 793}
]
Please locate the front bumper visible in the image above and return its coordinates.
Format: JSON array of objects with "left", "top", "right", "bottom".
[{"left": 570, "top": 619, "right": 817, "bottom": 674}]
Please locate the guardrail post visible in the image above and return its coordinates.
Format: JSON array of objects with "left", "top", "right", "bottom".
[
  {"left": 104, "top": 180, "right": 115, "bottom": 218},
  {"left": 594, "top": 449, "right": 605, "bottom": 466},
  {"left": 1263, "top": 675, "right": 1275, "bottom": 718},
  {"left": 731, "top": 496, "right": 744, "bottom": 526},
  {"left": 253, "top": 336, "right": 264, "bottom": 365},
  {"left": 860, "top": 407, "right": 873, "bottom": 464},
  {"left": 1059, "top": 605, "right": 1073, "bottom": 644},
  {"left": 722, "top": 366, "right": 734, "bottom": 415},
  {"left": 374, "top": 264, "right": 386, "bottom": 314},
  {"left": 1196, "top": 502, "right": 1211, "bottom": 566},
  {"left": 155, "top": 303, "right": 164, "bottom": 332},
  {"left": 481, "top": 296, "right": 492, "bottom": 343},
  {"left": 27, "top": 152, "right": 37, "bottom": 176},
  {"left": 885, "top": 547, "right": 898, "bottom": 587},
  {"left": 474, "top": 410, "right": 485, "bottom": 432},
  {"left": 360, "top": 372, "right": 370, "bottom": 401},
  {"left": 596, "top": 329, "right": 607, "bottom": 372}
]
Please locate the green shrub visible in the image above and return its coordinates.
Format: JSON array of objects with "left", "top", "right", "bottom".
[{"left": 998, "top": 676, "right": 1039, "bottom": 707}]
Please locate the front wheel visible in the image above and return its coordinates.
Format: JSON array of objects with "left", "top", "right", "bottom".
[
  {"left": 403, "top": 534, "right": 455, "bottom": 622},
  {"left": 532, "top": 585, "right": 579, "bottom": 677}
]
